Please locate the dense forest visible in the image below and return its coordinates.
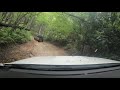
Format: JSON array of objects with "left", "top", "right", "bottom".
[{"left": 0, "top": 12, "right": 120, "bottom": 62}]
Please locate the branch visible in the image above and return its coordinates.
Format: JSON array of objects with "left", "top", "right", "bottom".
[
  {"left": 63, "top": 12, "right": 87, "bottom": 22},
  {"left": 0, "top": 22, "right": 30, "bottom": 31}
]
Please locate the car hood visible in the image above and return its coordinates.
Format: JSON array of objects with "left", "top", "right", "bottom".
[{"left": 7, "top": 56, "right": 120, "bottom": 65}]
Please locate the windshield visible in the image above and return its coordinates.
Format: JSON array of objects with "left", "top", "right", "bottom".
[{"left": 0, "top": 12, "right": 120, "bottom": 68}]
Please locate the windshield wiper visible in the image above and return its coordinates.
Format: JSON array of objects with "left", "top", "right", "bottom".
[{"left": 1, "top": 63, "right": 120, "bottom": 71}]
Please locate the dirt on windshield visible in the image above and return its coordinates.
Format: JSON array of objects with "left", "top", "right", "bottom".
[{"left": 0, "top": 40, "right": 68, "bottom": 63}]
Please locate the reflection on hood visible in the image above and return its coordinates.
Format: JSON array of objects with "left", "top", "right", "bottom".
[{"left": 8, "top": 56, "right": 120, "bottom": 65}]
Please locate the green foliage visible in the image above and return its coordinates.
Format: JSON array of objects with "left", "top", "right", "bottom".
[
  {"left": 35, "top": 12, "right": 119, "bottom": 57},
  {"left": 0, "top": 12, "right": 120, "bottom": 60},
  {"left": 37, "top": 12, "right": 75, "bottom": 45},
  {"left": 37, "top": 12, "right": 120, "bottom": 60},
  {"left": 0, "top": 27, "right": 33, "bottom": 44}
]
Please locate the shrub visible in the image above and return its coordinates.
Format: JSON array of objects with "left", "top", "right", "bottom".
[{"left": 0, "top": 27, "right": 33, "bottom": 45}]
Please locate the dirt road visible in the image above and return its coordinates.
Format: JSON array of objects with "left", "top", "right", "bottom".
[
  {"left": 0, "top": 40, "right": 68, "bottom": 63},
  {"left": 31, "top": 41, "right": 68, "bottom": 56}
]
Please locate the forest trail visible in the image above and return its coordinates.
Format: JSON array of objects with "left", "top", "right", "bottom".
[
  {"left": 0, "top": 40, "right": 68, "bottom": 63},
  {"left": 30, "top": 40, "right": 68, "bottom": 56}
]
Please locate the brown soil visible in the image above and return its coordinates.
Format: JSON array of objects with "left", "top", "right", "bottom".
[{"left": 0, "top": 40, "right": 68, "bottom": 63}]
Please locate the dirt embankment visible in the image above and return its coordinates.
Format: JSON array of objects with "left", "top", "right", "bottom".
[{"left": 0, "top": 40, "right": 68, "bottom": 63}]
